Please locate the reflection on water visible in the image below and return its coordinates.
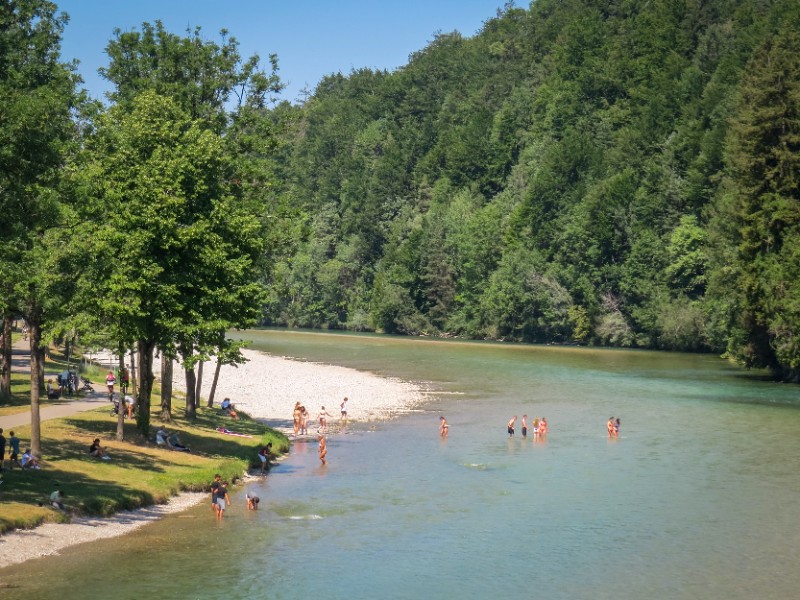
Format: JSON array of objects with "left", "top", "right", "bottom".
[{"left": 3, "top": 331, "right": 800, "bottom": 600}]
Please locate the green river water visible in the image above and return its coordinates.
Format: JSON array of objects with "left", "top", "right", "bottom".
[{"left": 2, "top": 330, "right": 799, "bottom": 599}]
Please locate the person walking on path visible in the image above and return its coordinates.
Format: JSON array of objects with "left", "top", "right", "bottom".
[
  {"left": 120, "top": 368, "right": 130, "bottom": 395},
  {"left": 8, "top": 431, "right": 21, "bottom": 469},
  {"left": 105, "top": 371, "right": 116, "bottom": 401}
]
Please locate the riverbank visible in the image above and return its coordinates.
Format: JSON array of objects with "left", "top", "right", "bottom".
[
  {"left": 0, "top": 493, "right": 205, "bottom": 569},
  {"left": 171, "top": 347, "right": 427, "bottom": 427},
  {"left": 1, "top": 346, "right": 425, "bottom": 572}
]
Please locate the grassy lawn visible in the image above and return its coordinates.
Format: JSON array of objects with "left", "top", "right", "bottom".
[{"left": 0, "top": 395, "right": 289, "bottom": 533}]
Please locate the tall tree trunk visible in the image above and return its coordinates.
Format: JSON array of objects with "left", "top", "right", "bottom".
[
  {"left": 130, "top": 348, "right": 138, "bottom": 398},
  {"left": 184, "top": 365, "right": 197, "bottom": 419},
  {"left": 28, "top": 317, "right": 43, "bottom": 457},
  {"left": 160, "top": 351, "right": 172, "bottom": 421},
  {"left": 135, "top": 339, "right": 155, "bottom": 437},
  {"left": 0, "top": 314, "right": 11, "bottom": 399},
  {"left": 116, "top": 342, "right": 126, "bottom": 441},
  {"left": 194, "top": 360, "right": 204, "bottom": 408},
  {"left": 207, "top": 358, "right": 222, "bottom": 407},
  {"left": 37, "top": 342, "right": 45, "bottom": 394}
]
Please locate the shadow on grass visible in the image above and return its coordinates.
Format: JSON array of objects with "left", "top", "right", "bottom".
[
  {"left": 62, "top": 409, "right": 285, "bottom": 467},
  {"left": 0, "top": 460, "right": 157, "bottom": 519},
  {"left": 50, "top": 435, "right": 170, "bottom": 475}
]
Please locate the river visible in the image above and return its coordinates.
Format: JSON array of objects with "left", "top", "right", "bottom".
[{"left": 3, "top": 330, "right": 800, "bottom": 599}]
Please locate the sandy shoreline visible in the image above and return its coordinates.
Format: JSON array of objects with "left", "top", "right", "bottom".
[
  {"left": 172, "top": 348, "right": 427, "bottom": 428},
  {"left": 1, "top": 347, "right": 426, "bottom": 571}
]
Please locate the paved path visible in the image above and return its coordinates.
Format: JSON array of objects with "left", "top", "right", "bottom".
[{"left": 0, "top": 337, "right": 110, "bottom": 430}]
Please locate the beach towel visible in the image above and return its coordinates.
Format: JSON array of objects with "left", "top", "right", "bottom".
[{"left": 215, "top": 427, "right": 253, "bottom": 438}]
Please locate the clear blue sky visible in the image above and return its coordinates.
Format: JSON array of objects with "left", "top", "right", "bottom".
[{"left": 55, "top": 0, "right": 507, "bottom": 104}]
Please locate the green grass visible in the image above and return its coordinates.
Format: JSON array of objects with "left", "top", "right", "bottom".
[{"left": 0, "top": 394, "right": 289, "bottom": 533}]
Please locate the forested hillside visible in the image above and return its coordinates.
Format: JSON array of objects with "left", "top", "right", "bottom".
[
  {"left": 2, "top": 0, "right": 798, "bottom": 394},
  {"left": 263, "top": 0, "right": 800, "bottom": 380}
]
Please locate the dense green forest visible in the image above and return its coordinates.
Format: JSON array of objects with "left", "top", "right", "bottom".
[
  {"left": 2, "top": 0, "right": 800, "bottom": 433},
  {"left": 262, "top": 0, "right": 800, "bottom": 380}
]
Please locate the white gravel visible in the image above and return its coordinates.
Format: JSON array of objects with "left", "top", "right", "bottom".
[{"left": 0, "top": 493, "right": 205, "bottom": 569}]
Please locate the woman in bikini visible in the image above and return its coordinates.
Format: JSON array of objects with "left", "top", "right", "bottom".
[{"left": 293, "top": 402, "right": 302, "bottom": 436}]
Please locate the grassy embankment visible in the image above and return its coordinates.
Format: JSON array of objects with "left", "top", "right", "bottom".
[{"left": 0, "top": 339, "right": 289, "bottom": 533}]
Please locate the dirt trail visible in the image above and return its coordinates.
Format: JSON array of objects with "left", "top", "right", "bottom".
[{"left": 0, "top": 337, "right": 109, "bottom": 430}]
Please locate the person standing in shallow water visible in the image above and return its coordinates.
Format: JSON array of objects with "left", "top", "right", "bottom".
[
  {"left": 507, "top": 416, "right": 517, "bottom": 437},
  {"left": 210, "top": 474, "right": 222, "bottom": 515},
  {"left": 339, "top": 397, "right": 348, "bottom": 430},
  {"left": 439, "top": 416, "right": 449, "bottom": 438},
  {"left": 614, "top": 418, "right": 620, "bottom": 438},
  {"left": 292, "top": 401, "right": 302, "bottom": 436},
  {"left": 318, "top": 406, "right": 332, "bottom": 434},
  {"left": 300, "top": 405, "right": 309, "bottom": 436},
  {"left": 318, "top": 434, "right": 328, "bottom": 465},
  {"left": 607, "top": 417, "right": 615, "bottom": 438},
  {"left": 521, "top": 415, "right": 528, "bottom": 438}
]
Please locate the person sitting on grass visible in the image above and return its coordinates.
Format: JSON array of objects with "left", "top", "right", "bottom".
[
  {"left": 89, "top": 438, "right": 110, "bottom": 460},
  {"left": 50, "top": 486, "right": 65, "bottom": 510},
  {"left": 167, "top": 431, "right": 190, "bottom": 452},
  {"left": 46, "top": 379, "right": 60, "bottom": 400},
  {"left": 21, "top": 448, "right": 41, "bottom": 469},
  {"left": 155, "top": 428, "right": 169, "bottom": 448},
  {"left": 220, "top": 397, "right": 239, "bottom": 420}
]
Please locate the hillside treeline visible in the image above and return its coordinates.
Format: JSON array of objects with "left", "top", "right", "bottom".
[{"left": 263, "top": 0, "right": 800, "bottom": 380}]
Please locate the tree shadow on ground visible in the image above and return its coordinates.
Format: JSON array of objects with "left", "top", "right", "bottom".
[
  {"left": 0, "top": 458, "right": 157, "bottom": 518},
  {"left": 49, "top": 436, "right": 170, "bottom": 475}
]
